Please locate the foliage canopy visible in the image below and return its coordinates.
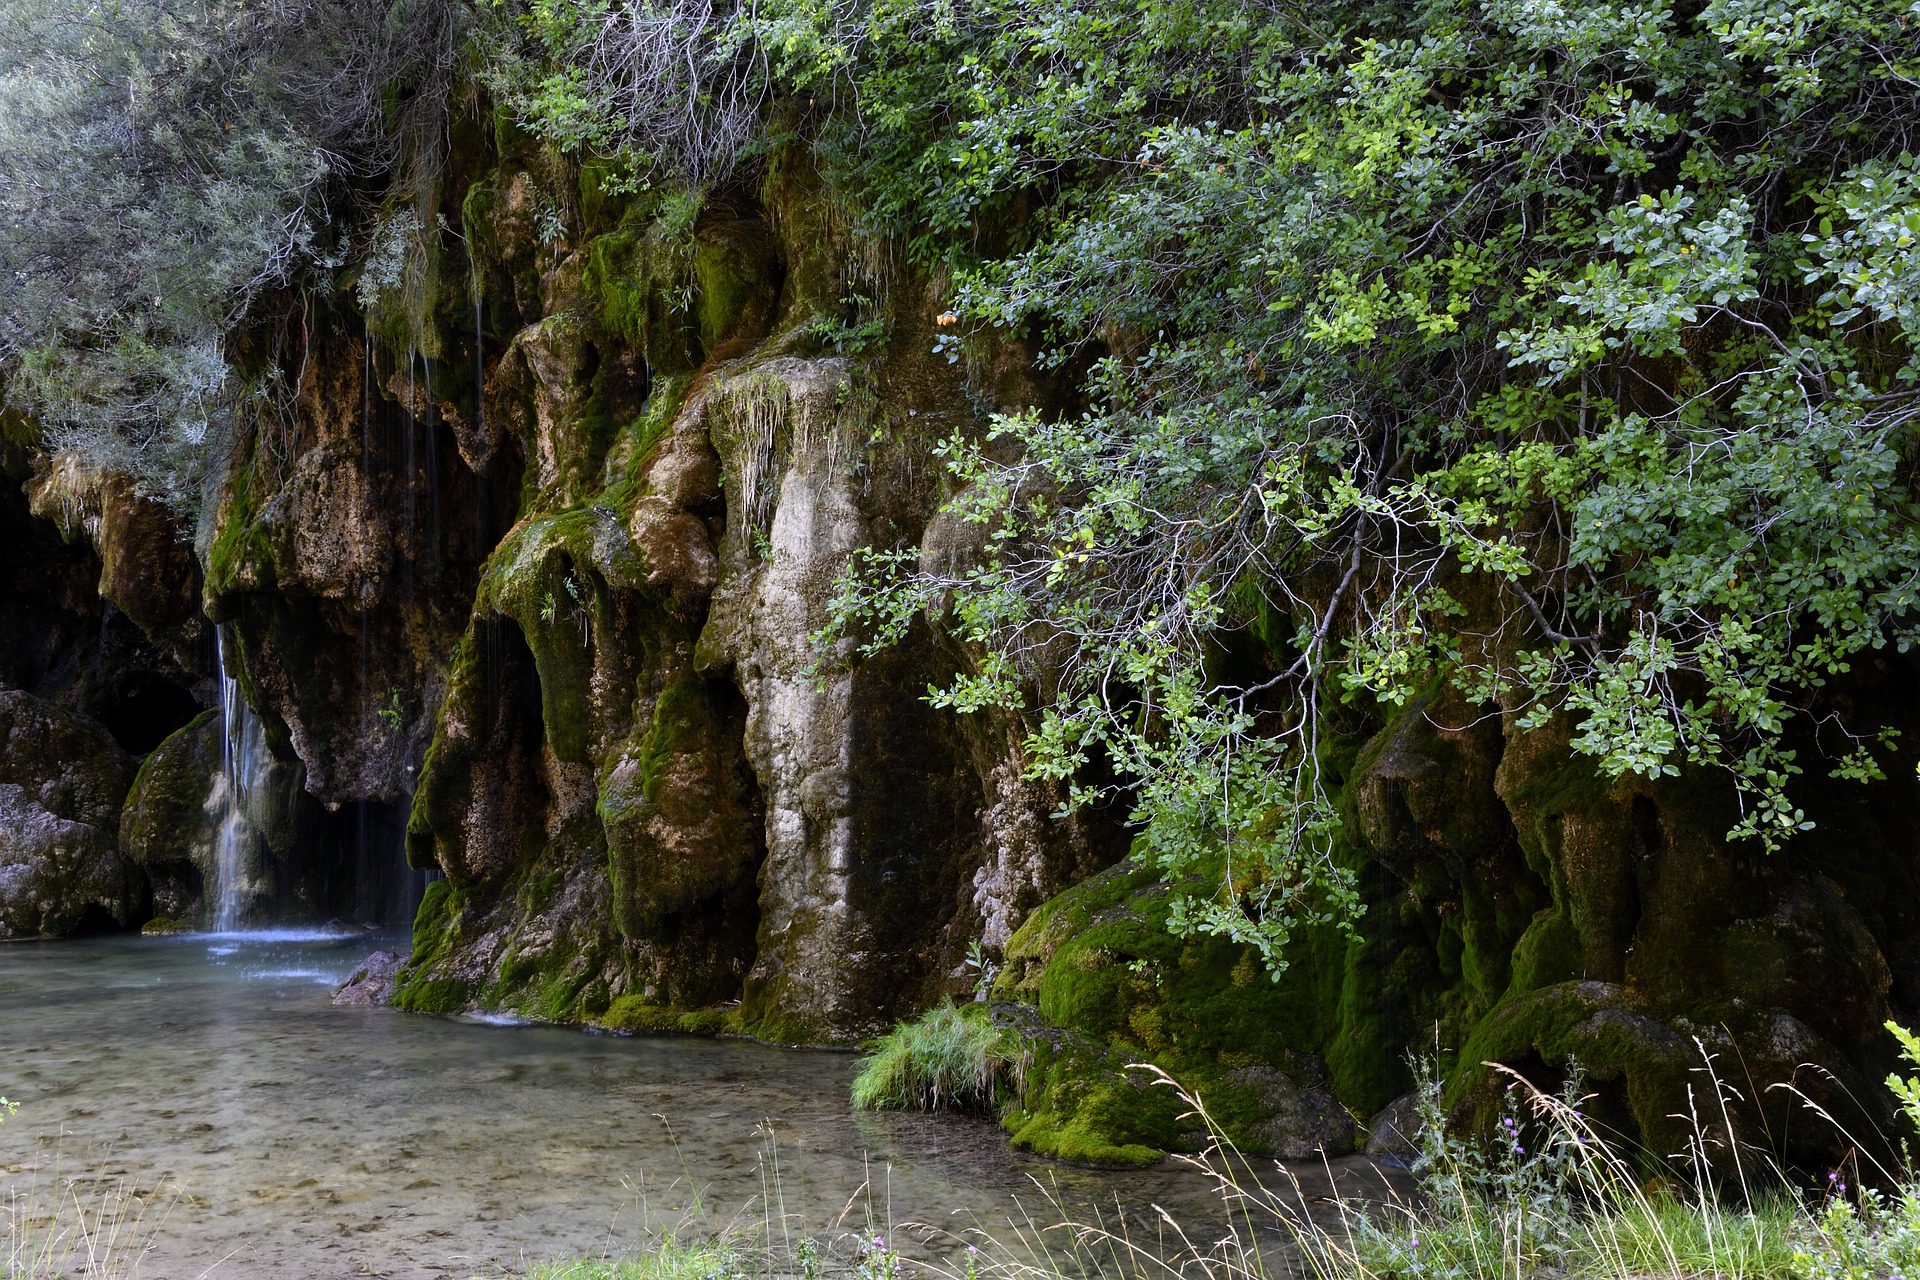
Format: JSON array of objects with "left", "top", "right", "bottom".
[
  {"left": 0, "top": 0, "right": 453, "bottom": 514},
  {"left": 493, "top": 0, "right": 1920, "bottom": 969}
]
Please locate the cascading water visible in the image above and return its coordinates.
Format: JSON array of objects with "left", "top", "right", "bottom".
[{"left": 212, "top": 626, "right": 268, "bottom": 932}]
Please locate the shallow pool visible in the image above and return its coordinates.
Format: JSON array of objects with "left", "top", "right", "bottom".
[{"left": 0, "top": 933, "right": 1397, "bottom": 1279}]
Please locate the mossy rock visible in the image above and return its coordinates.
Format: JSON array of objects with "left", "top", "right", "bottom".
[
  {"left": 993, "top": 856, "right": 1362, "bottom": 1159},
  {"left": 390, "top": 973, "right": 477, "bottom": 1016},
  {"left": 202, "top": 449, "right": 282, "bottom": 606},
  {"left": 597, "top": 674, "right": 760, "bottom": 939},
  {"left": 597, "top": 996, "right": 733, "bottom": 1036},
  {"left": 118, "top": 709, "right": 220, "bottom": 922},
  {"left": 390, "top": 880, "right": 479, "bottom": 1013},
  {"left": 0, "top": 688, "right": 138, "bottom": 828},
  {"left": 992, "top": 1003, "right": 1174, "bottom": 1167}
]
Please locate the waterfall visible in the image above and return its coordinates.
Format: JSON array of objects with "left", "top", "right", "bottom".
[
  {"left": 212, "top": 627, "right": 267, "bottom": 932},
  {"left": 423, "top": 355, "right": 442, "bottom": 589}
]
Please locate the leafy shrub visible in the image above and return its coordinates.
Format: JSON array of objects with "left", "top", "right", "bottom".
[{"left": 0, "top": 0, "right": 453, "bottom": 514}]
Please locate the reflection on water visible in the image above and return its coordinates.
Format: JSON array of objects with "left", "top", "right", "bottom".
[{"left": 0, "top": 934, "right": 1401, "bottom": 1279}]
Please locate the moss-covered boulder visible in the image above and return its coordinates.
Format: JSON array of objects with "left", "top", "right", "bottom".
[
  {"left": 992, "top": 857, "right": 1358, "bottom": 1163},
  {"left": 0, "top": 688, "right": 136, "bottom": 825},
  {"left": 979, "top": 668, "right": 1920, "bottom": 1175},
  {"left": 118, "top": 709, "right": 221, "bottom": 922}
]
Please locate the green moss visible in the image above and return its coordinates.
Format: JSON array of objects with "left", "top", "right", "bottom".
[
  {"left": 991, "top": 829, "right": 1483, "bottom": 1156},
  {"left": 406, "top": 631, "right": 481, "bottom": 873},
  {"left": 1002, "top": 1113, "right": 1164, "bottom": 1168},
  {"left": 1006, "top": 856, "right": 1342, "bottom": 1065},
  {"left": 578, "top": 162, "right": 631, "bottom": 233},
  {"left": 585, "top": 230, "right": 646, "bottom": 345},
  {"left": 479, "top": 518, "right": 604, "bottom": 764},
  {"left": 1325, "top": 922, "right": 1428, "bottom": 1114},
  {"left": 409, "top": 879, "right": 461, "bottom": 964},
  {"left": 118, "top": 708, "right": 218, "bottom": 863},
  {"left": 568, "top": 338, "right": 650, "bottom": 489},
  {"left": 533, "top": 965, "right": 599, "bottom": 1022},
  {"left": 624, "top": 372, "right": 694, "bottom": 474},
  {"left": 581, "top": 212, "right": 701, "bottom": 373},
  {"left": 597, "top": 673, "right": 734, "bottom": 938},
  {"left": 1000, "top": 1028, "right": 1174, "bottom": 1166},
  {"left": 639, "top": 678, "right": 703, "bottom": 802},
  {"left": 461, "top": 180, "right": 501, "bottom": 262},
  {"left": 390, "top": 975, "right": 476, "bottom": 1015},
  {"left": 1506, "top": 909, "right": 1583, "bottom": 993},
  {"left": 203, "top": 446, "right": 277, "bottom": 605},
  {"left": 733, "top": 1008, "right": 819, "bottom": 1046},
  {"left": 390, "top": 875, "right": 476, "bottom": 1014},
  {"left": 691, "top": 220, "right": 780, "bottom": 354},
  {"left": 597, "top": 997, "right": 730, "bottom": 1036}
]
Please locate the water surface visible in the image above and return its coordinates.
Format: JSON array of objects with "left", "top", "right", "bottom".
[{"left": 0, "top": 934, "right": 1397, "bottom": 1279}]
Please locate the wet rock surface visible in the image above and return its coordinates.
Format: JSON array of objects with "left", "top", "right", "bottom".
[
  {"left": 118, "top": 709, "right": 221, "bottom": 921},
  {"left": 0, "top": 690, "right": 144, "bottom": 936},
  {"left": 332, "top": 948, "right": 405, "bottom": 1005}
]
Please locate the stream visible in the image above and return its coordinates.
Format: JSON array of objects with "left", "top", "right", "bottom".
[{"left": 0, "top": 933, "right": 1402, "bottom": 1279}]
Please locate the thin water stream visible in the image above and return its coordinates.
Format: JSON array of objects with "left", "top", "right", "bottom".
[{"left": 0, "top": 934, "right": 1402, "bottom": 1279}]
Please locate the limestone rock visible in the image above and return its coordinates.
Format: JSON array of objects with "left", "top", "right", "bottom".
[
  {"left": 0, "top": 784, "right": 144, "bottom": 936},
  {"left": 25, "top": 454, "right": 201, "bottom": 654},
  {"left": 1227, "top": 1064, "right": 1357, "bottom": 1159},
  {"left": 0, "top": 688, "right": 136, "bottom": 829},
  {"left": 334, "top": 950, "right": 405, "bottom": 1005},
  {"left": 203, "top": 324, "right": 517, "bottom": 805},
  {"left": 118, "top": 709, "right": 221, "bottom": 921},
  {"left": 1365, "top": 1093, "right": 1422, "bottom": 1158},
  {"left": 0, "top": 689, "right": 143, "bottom": 937}
]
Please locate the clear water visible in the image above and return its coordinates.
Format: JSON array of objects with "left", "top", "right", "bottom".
[{"left": 0, "top": 934, "right": 1400, "bottom": 1279}]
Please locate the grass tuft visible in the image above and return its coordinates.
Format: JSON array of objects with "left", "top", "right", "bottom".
[
  {"left": 850, "top": 1003, "right": 1025, "bottom": 1114},
  {"left": 527, "top": 1236, "right": 747, "bottom": 1280}
]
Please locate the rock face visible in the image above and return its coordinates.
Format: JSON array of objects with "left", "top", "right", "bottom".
[
  {"left": 5, "top": 90, "right": 1919, "bottom": 1175},
  {"left": 375, "top": 149, "right": 1117, "bottom": 1035},
  {"left": 0, "top": 690, "right": 144, "bottom": 936},
  {"left": 201, "top": 322, "right": 517, "bottom": 805},
  {"left": 0, "top": 442, "right": 206, "bottom": 757}
]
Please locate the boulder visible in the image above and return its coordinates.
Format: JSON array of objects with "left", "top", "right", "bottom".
[
  {"left": 0, "top": 688, "right": 143, "bottom": 936},
  {"left": 334, "top": 950, "right": 406, "bottom": 1006},
  {"left": 0, "top": 784, "right": 144, "bottom": 936},
  {"left": 118, "top": 709, "right": 221, "bottom": 921},
  {"left": 0, "top": 687, "right": 137, "bottom": 828}
]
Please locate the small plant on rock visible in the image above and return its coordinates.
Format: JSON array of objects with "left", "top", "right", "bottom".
[{"left": 964, "top": 939, "right": 998, "bottom": 1003}]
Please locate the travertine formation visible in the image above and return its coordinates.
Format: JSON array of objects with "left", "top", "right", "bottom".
[{"left": 2, "top": 110, "right": 1918, "bottom": 1171}]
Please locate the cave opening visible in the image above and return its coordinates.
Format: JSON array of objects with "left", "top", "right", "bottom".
[{"left": 88, "top": 669, "right": 205, "bottom": 755}]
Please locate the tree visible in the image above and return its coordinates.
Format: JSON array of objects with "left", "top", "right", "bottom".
[{"left": 0, "top": 0, "right": 454, "bottom": 515}]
